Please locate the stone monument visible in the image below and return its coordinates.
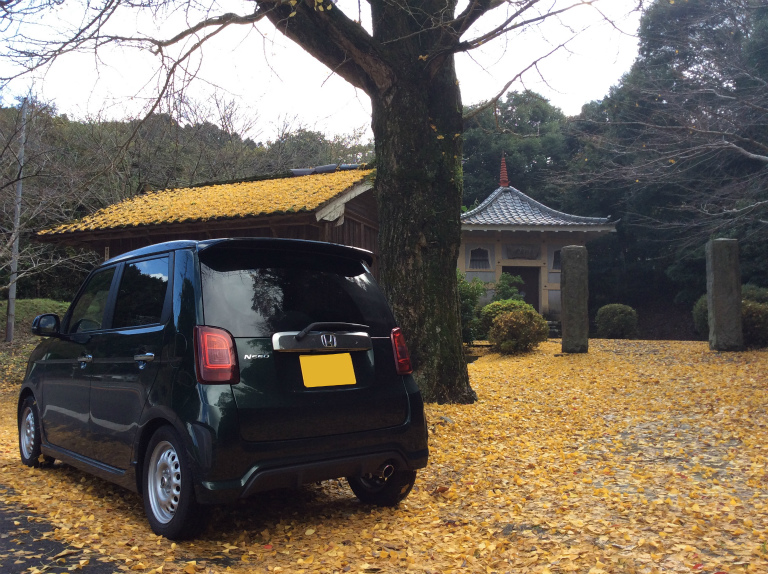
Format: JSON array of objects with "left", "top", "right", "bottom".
[
  {"left": 561, "top": 245, "right": 589, "bottom": 353},
  {"left": 706, "top": 238, "right": 743, "bottom": 351}
]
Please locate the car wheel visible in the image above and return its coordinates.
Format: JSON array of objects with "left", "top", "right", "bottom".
[
  {"left": 347, "top": 468, "right": 417, "bottom": 506},
  {"left": 142, "top": 426, "right": 208, "bottom": 540},
  {"left": 19, "top": 396, "right": 53, "bottom": 467}
]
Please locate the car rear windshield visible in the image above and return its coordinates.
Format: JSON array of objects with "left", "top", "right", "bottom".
[{"left": 199, "top": 247, "right": 394, "bottom": 337}]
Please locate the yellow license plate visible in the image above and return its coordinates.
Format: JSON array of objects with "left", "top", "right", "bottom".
[{"left": 299, "top": 353, "right": 356, "bottom": 388}]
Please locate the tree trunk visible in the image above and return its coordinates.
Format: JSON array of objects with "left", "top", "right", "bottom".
[
  {"left": 259, "top": 0, "right": 476, "bottom": 403},
  {"left": 371, "top": 59, "right": 476, "bottom": 404}
]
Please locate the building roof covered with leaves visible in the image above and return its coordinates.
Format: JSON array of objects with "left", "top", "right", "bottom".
[{"left": 40, "top": 168, "right": 375, "bottom": 236}]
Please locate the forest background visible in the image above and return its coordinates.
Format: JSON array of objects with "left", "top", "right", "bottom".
[{"left": 2, "top": 0, "right": 767, "bottom": 341}]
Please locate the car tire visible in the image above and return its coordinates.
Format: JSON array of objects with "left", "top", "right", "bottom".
[
  {"left": 347, "top": 469, "right": 417, "bottom": 507},
  {"left": 19, "top": 396, "right": 53, "bottom": 468},
  {"left": 142, "top": 426, "right": 209, "bottom": 540}
]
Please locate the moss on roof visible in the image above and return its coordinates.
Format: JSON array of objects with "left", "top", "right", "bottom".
[{"left": 41, "top": 169, "right": 375, "bottom": 235}]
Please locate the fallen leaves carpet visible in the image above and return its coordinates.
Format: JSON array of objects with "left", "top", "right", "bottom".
[{"left": 0, "top": 340, "right": 766, "bottom": 574}]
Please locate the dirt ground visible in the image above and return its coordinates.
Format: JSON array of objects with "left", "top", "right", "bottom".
[{"left": 1, "top": 340, "right": 766, "bottom": 574}]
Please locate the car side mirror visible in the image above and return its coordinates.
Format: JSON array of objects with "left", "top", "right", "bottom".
[{"left": 32, "top": 314, "right": 61, "bottom": 337}]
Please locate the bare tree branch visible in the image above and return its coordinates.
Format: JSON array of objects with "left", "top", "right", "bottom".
[
  {"left": 256, "top": 0, "right": 390, "bottom": 94},
  {"left": 456, "top": 0, "right": 596, "bottom": 53},
  {"left": 463, "top": 41, "right": 570, "bottom": 121}
]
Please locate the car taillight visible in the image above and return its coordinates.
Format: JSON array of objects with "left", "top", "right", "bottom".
[
  {"left": 194, "top": 326, "right": 239, "bottom": 384},
  {"left": 390, "top": 327, "right": 413, "bottom": 375}
]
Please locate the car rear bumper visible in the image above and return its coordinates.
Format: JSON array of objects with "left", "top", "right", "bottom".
[
  {"left": 191, "top": 382, "right": 429, "bottom": 505},
  {"left": 194, "top": 446, "right": 428, "bottom": 504}
]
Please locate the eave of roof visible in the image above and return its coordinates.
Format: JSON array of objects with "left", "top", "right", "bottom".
[
  {"left": 461, "top": 186, "right": 617, "bottom": 229},
  {"left": 39, "top": 169, "right": 375, "bottom": 237},
  {"left": 461, "top": 224, "right": 617, "bottom": 233}
]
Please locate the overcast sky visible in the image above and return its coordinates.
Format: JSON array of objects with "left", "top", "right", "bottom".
[{"left": 3, "top": 0, "right": 642, "bottom": 140}]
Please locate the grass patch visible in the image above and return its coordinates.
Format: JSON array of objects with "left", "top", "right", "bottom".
[
  {"left": 0, "top": 298, "right": 69, "bottom": 392},
  {"left": 0, "top": 298, "right": 69, "bottom": 339}
]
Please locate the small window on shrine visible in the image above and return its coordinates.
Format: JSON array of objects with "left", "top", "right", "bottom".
[
  {"left": 469, "top": 248, "right": 491, "bottom": 270},
  {"left": 552, "top": 250, "right": 562, "bottom": 270}
]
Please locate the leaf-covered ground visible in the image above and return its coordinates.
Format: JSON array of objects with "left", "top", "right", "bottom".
[{"left": 0, "top": 340, "right": 766, "bottom": 574}]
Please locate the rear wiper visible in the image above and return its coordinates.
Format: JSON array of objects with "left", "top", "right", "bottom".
[{"left": 295, "top": 322, "right": 370, "bottom": 341}]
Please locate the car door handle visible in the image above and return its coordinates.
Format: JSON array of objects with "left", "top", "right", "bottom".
[
  {"left": 134, "top": 353, "right": 155, "bottom": 370},
  {"left": 77, "top": 354, "right": 93, "bottom": 369}
]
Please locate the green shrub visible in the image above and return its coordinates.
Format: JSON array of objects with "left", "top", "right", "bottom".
[
  {"left": 742, "top": 284, "right": 768, "bottom": 305},
  {"left": 742, "top": 300, "right": 768, "bottom": 348},
  {"left": 595, "top": 304, "right": 638, "bottom": 339},
  {"left": 488, "top": 309, "right": 549, "bottom": 354},
  {"left": 693, "top": 294, "right": 708, "bottom": 337},
  {"left": 492, "top": 273, "right": 524, "bottom": 302},
  {"left": 457, "top": 270, "right": 486, "bottom": 344},
  {"left": 691, "top": 290, "right": 768, "bottom": 347},
  {"left": 478, "top": 299, "right": 536, "bottom": 340}
]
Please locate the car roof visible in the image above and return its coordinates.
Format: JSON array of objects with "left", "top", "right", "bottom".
[{"left": 103, "top": 238, "right": 374, "bottom": 266}]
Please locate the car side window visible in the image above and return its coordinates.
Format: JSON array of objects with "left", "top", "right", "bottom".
[
  {"left": 67, "top": 267, "right": 117, "bottom": 334},
  {"left": 112, "top": 256, "right": 170, "bottom": 328}
]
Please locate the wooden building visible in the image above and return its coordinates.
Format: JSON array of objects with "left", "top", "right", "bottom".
[
  {"left": 39, "top": 160, "right": 614, "bottom": 317},
  {"left": 458, "top": 159, "right": 616, "bottom": 319},
  {"left": 37, "top": 167, "right": 379, "bottom": 270}
]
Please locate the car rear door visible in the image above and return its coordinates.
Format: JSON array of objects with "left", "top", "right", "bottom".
[{"left": 199, "top": 245, "right": 410, "bottom": 443}]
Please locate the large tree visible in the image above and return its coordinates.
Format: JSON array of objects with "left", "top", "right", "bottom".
[
  {"left": 1, "top": 0, "right": 620, "bottom": 402},
  {"left": 570, "top": 0, "right": 768, "bottom": 274},
  {"left": 556, "top": 0, "right": 768, "bottom": 311}
]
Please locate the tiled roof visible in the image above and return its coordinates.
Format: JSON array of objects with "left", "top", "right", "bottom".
[
  {"left": 461, "top": 186, "right": 614, "bottom": 228},
  {"left": 40, "top": 169, "right": 374, "bottom": 235}
]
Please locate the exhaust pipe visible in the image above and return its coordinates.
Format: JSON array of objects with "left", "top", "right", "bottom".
[{"left": 376, "top": 464, "right": 395, "bottom": 479}]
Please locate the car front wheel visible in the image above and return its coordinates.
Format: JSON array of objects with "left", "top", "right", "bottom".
[
  {"left": 142, "top": 426, "right": 208, "bottom": 540},
  {"left": 347, "top": 468, "right": 417, "bottom": 506},
  {"left": 19, "top": 396, "right": 53, "bottom": 467}
]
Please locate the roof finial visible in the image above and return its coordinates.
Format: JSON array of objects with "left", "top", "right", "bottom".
[{"left": 500, "top": 154, "right": 509, "bottom": 188}]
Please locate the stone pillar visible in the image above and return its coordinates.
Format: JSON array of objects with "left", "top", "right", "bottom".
[
  {"left": 706, "top": 239, "right": 743, "bottom": 351},
  {"left": 561, "top": 245, "right": 589, "bottom": 353}
]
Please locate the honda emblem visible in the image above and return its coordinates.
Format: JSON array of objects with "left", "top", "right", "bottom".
[{"left": 320, "top": 333, "right": 337, "bottom": 348}]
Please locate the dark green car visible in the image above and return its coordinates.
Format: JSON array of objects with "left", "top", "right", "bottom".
[{"left": 17, "top": 238, "right": 428, "bottom": 539}]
